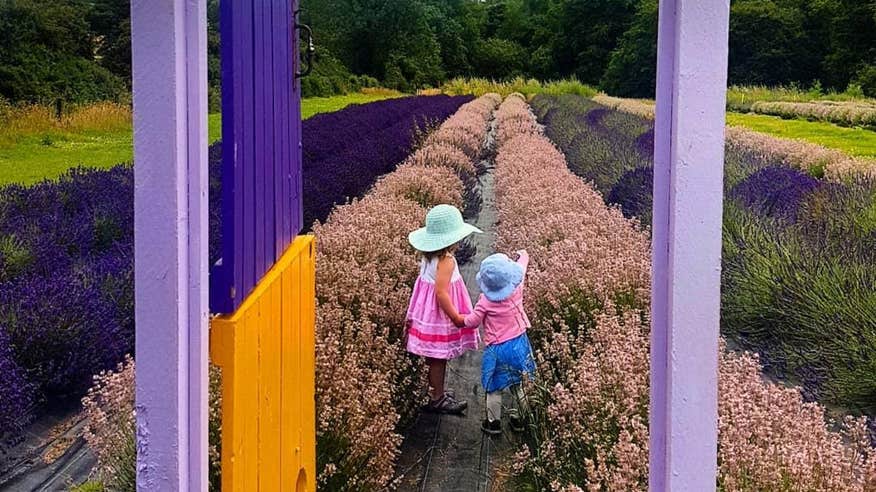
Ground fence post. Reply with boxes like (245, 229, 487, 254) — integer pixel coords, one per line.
(131, 0, 209, 490)
(650, 0, 730, 489)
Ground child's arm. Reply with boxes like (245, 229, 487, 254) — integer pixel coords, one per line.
(435, 255, 466, 326)
(516, 249, 530, 279)
(463, 299, 487, 328)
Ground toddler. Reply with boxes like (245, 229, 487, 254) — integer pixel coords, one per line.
(457, 250, 535, 434)
(406, 204, 481, 414)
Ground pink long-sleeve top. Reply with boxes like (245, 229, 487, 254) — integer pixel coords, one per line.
(463, 251, 531, 346)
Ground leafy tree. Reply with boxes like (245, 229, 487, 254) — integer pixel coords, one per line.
(544, 0, 639, 84)
(471, 38, 527, 79)
(601, 0, 657, 97)
(90, 0, 131, 83)
(4, 0, 876, 102)
(207, 0, 220, 111)
(0, 0, 125, 103)
(818, 0, 876, 89)
(728, 0, 811, 86)
(303, 0, 443, 90)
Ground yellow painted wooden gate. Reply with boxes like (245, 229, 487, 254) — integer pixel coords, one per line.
(210, 235, 316, 491)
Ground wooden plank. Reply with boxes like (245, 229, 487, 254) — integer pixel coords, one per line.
(263, 0, 276, 275)
(292, 254, 304, 471)
(131, 0, 208, 488)
(244, 302, 261, 490)
(265, 0, 277, 266)
(283, 0, 294, 244)
(264, 273, 284, 491)
(274, 0, 287, 257)
(214, 0, 303, 314)
(216, 319, 242, 490)
(217, 0, 240, 314)
(301, 238, 316, 490)
(241, 0, 255, 308)
(650, 0, 730, 489)
(279, 259, 296, 490)
(253, 0, 267, 280)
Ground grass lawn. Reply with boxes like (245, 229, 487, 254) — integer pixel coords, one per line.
(0, 91, 402, 186)
(726, 112, 876, 159)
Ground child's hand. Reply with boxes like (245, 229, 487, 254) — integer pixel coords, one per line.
(452, 314, 466, 328)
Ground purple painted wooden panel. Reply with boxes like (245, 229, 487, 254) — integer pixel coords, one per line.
(211, 0, 303, 314)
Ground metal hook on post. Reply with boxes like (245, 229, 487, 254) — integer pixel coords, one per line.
(294, 8, 314, 79)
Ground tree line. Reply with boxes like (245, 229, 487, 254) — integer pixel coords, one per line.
(2, 0, 875, 105)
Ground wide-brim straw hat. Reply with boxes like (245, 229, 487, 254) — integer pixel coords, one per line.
(476, 253, 524, 302)
(408, 204, 482, 252)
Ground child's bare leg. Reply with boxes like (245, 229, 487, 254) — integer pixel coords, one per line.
(426, 357, 446, 401)
(486, 391, 503, 422)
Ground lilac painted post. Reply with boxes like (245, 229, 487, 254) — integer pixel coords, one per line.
(650, 0, 730, 489)
(131, 0, 209, 490)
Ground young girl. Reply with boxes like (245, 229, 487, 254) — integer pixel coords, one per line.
(406, 204, 482, 414)
(457, 250, 535, 434)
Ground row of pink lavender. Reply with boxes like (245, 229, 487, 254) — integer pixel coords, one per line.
(750, 100, 876, 128)
(311, 93, 500, 490)
(492, 94, 876, 491)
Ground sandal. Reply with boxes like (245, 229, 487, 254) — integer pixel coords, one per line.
(423, 394, 468, 415)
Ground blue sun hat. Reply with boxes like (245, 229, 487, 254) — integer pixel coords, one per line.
(408, 204, 482, 252)
(476, 253, 524, 302)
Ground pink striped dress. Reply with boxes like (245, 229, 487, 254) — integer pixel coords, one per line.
(406, 255, 480, 359)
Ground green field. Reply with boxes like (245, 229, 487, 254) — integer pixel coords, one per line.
(727, 112, 876, 159)
(0, 91, 401, 186)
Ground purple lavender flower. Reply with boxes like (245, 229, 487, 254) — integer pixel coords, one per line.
(0, 268, 129, 399)
(584, 108, 610, 129)
(635, 128, 654, 159)
(608, 166, 654, 224)
(0, 328, 34, 445)
(730, 166, 821, 222)
(300, 95, 471, 228)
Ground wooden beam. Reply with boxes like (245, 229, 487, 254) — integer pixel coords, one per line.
(131, 0, 209, 489)
(650, 0, 730, 489)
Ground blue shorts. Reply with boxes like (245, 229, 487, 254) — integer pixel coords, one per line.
(481, 333, 536, 393)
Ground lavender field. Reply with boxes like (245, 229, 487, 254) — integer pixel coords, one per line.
(3, 91, 876, 491)
(533, 93, 876, 414)
(0, 95, 469, 456)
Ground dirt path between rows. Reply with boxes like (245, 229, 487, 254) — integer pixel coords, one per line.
(395, 116, 521, 492)
(0, 404, 95, 491)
